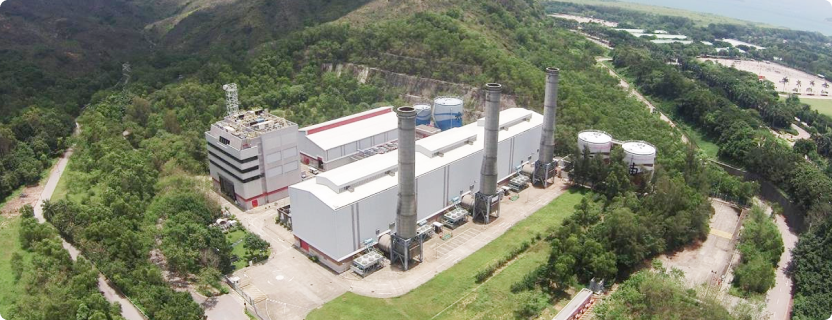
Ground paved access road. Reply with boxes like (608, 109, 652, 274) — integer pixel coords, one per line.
(766, 213, 798, 320)
(32, 128, 146, 320)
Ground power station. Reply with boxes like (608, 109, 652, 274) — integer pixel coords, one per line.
(205, 68, 657, 274)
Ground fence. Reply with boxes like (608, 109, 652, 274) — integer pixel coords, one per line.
(225, 276, 265, 320)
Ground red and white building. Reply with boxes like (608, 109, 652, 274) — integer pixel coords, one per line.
(297, 106, 399, 171)
(205, 109, 301, 210)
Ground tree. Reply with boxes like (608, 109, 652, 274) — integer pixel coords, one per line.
(733, 253, 775, 293)
(793, 138, 816, 156)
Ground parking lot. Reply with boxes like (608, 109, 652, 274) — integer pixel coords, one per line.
(698, 58, 830, 97)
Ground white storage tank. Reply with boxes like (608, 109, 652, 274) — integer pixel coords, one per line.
(577, 130, 613, 156)
(433, 97, 464, 131)
(622, 141, 656, 174)
(414, 104, 432, 126)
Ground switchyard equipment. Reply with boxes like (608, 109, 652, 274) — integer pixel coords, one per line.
(433, 97, 464, 131)
(290, 107, 542, 273)
(298, 107, 399, 171)
(390, 106, 423, 271)
(414, 104, 432, 126)
(577, 130, 613, 157)
(205, 104, 301, 210)
(531, 68, 560, 188)
(472, 83, 503, 224)
(622, 141, 656, 175)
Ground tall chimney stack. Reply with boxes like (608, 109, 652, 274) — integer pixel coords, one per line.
(532, 68, 559, 187)
(539, 67, 559, 165)
(472, 83, 503, 224)
(480, 83, 502, 195)
(395, 106, 418, 239)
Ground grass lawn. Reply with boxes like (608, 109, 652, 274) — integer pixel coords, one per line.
(0, 216, 30, 316)
(548, 0, 775, 27)
(799, 98, 832, 118)
(227, 229, 249, 271)
(307, 188, 588, 320)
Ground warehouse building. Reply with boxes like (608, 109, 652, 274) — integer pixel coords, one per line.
(297, 106, 400, 171)
(290, 108, 543, 272)
(205, 109, 301, 210)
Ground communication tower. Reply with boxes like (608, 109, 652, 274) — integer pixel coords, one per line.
(223, 83, 240, 116)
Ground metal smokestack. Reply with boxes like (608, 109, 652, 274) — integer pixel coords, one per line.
(539, 67, 559, 164)
(480, 83, 502, 195)
(395, 106, 418, 239)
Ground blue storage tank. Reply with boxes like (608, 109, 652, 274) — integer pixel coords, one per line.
(414, 104, 432, 125)
(433, 97, 463, 131)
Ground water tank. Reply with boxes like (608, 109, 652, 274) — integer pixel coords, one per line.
(577, 130, 613, 155)
(433, 97, 464, 131)
(414, 104, 432, 126)
(622, 141, 656, 174)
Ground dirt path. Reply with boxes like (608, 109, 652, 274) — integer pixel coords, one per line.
(596, 58, 690, 144)
(28, 125, 147, 320)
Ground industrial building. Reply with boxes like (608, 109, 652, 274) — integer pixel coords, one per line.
(297, 106, 399, 171)
(205, 108, 301, 210)
(290, 107, 544, 272)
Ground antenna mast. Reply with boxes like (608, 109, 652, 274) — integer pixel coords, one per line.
(222, 83, 240, 116)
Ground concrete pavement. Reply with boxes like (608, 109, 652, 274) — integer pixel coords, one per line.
(766, 213, 798, 320)
(216, 178, 571, 319)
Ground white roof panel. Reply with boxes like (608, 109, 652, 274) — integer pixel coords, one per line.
(291, 108, 544, 209)
(300, 107, 398, 151)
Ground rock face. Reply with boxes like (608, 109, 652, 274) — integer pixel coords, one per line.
(322, 63, 520, 123)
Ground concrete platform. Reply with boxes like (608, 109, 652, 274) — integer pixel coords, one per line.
(217, 178, 570, 320)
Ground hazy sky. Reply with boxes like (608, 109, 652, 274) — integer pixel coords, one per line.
(622, 0, 832, 35)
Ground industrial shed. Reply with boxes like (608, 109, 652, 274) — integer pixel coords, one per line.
(290, 108, 543, 272)
(297, 106, 399, 171)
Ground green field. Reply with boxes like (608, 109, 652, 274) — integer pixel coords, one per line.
(800, 98, 832, 118)
(307, 188, 588, 320)
(226, 229, 249, 271)
(548, 0, 774, 27)
(0, 216, 30, 316)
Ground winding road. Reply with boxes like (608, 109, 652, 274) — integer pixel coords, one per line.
(32, 126, 146, 320)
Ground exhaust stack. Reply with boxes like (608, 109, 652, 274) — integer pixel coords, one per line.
(480, 83, 501, 195)
(395, 106, 418, 239)
(533, 68, 559, 187)
(473, 83, 503, 224)
(390, 106, 422, 271)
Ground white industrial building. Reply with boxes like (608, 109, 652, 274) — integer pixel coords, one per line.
(297, 106, 399, 171)
(205, 109, 301, 210)
(290, 108, 543, 272)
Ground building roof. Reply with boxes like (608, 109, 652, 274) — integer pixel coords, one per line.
(552, 289, 593, 320)
(622, 141, 656, 155)
(291, 108, 543, 209)
(299, 107, 397, 151)
(214, 109, 296, 140)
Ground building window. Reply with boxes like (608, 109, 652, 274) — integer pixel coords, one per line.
(219, 136, 230, 145)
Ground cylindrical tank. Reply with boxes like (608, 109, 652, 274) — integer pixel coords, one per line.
(577, 130, 613, 155)
(414, 104, 432, 126)
(395, 106, 418, 239)
(433, 97, 464, 131)
(622, 141, 656, 173)
(480, 84, 501, 196)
